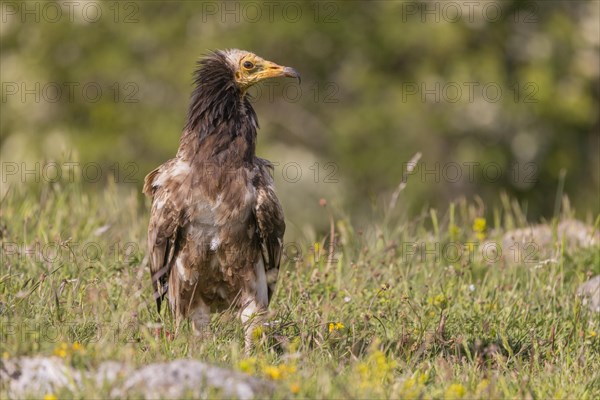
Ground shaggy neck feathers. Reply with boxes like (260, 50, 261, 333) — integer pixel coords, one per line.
(181, 52, 258, 163)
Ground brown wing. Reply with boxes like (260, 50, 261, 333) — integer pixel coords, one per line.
(143, 159, 189, 312)
(253, 158, 285, 303)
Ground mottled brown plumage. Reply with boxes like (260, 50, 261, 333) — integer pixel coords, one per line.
(143, 50, 299, 349)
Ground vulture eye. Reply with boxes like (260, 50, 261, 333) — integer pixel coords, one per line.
(242, 61, 254, 70)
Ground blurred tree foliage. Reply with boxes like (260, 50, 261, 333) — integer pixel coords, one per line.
(1, 1, 598, 229)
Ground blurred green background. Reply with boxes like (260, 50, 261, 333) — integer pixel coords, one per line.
(1, 0, 598, 234)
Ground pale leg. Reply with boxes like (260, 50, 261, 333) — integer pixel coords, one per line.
(190, 300, 211, 337)
(240, 299, 266, 354)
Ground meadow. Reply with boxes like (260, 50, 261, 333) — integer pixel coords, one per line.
(2, 1, 599, 398)
(1, 179, 598, 399)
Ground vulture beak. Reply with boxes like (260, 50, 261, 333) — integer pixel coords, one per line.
(261, 61, 301, 84)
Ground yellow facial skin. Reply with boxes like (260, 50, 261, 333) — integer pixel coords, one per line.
(234, 54, 300, 89)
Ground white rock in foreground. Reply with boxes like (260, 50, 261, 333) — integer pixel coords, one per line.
(113, 359, 272, 399)
(577, 275, 600, 313)
(0, 357, 273, 399)
(0, 356, 82, 395)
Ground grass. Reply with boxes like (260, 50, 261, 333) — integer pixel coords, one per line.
(1, 179, 599, 399)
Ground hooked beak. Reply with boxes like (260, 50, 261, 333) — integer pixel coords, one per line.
(282, 66, 301, 84)
(260, 61, 301, 84)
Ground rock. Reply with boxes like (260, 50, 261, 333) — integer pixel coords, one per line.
(501, 219, 599, 264)
(113, 359, 273, 399)
(577, 275, 600, 313)
(0, 357, 274, 399)
(94, 360, 133, 387)
(0, 356, 82, 395)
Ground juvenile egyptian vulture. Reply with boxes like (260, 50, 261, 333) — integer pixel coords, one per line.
(143, 49, 299, 349)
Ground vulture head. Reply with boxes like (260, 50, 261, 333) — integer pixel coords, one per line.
(221, 49, 301, 90)
(186, 49, 300, 133)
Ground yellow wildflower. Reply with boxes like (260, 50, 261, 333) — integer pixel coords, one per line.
(476, 379, 490, 394)
(445, 383, 467, 399)
(427, 294, 447, 308)
(357, 347, 397, 388)
(43, 394, 57, 400)
(53, 342, 68, 358)
(374, 351, 387, 368)
(2, 352, 9, 359)
(472, 218, 487, 241)
(403, 376, 416, 390)
(288, 337, 301, 352)
(329, 322, 345, 333)
(398, 372, 428, 399)
(289, 382, 301, 394)
(399, 378, 419, 399)
(72, 342, 83, 352)
(279, 364, 297, 375)
(53, 348, 67, 358)
(449, 224, 461, 239)
(252, 326, 264, 342)
(263, 365, 281, 380)
(238, 357, 257, 374)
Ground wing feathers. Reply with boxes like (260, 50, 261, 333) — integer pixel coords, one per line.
(144, 159, 186, 312)
(254, 159, 285, 303)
